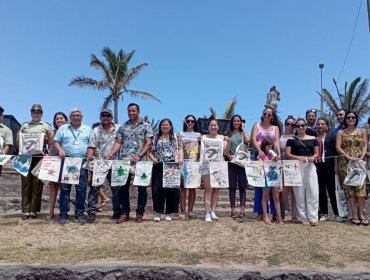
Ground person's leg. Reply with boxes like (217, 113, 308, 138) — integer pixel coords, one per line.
(151, 164, 164, 214)
(348, 196, 358, 221)
(59, 183, 72, 219)
(121, 174, 132, 217)
(293, 185, 307, 223)
(237, 165, 247, 216)
(289, 187, 298, 221)
(188, 188, 196, 214)
(262, 189, 271, 224)
(179, 181, 187, 215)
(253, 188, 263, 220)
(74, 167, 87, 219)
(203, 175, 212, 214)
(306, 163, 319, 223)
(110, 186, 122, 219)
(210, 188, 220, 213)
(272, 188, 283, 223)
(357, 197, 367, 223)
(326, 172, 339, 216)
(21, 170, 32, 215)
(30, 173, 43, 215)
(281, 186, 289, 219)
(48, 182, 59, 219)
(165, 187, 179, 215)
(87, 185, 101, 215)
(228, 163, 237, 216)
(316, 163, 328, 217)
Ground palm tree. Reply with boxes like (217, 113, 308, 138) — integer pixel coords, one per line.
(321, 77, 370, 124)
(69, 47, 161, 123)
(208, 96, 238, 119)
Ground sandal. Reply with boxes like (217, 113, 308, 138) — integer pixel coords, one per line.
(239, 212, 246, 218)
(360, 219, 369, 226)
(351, 218, 361, 226)
(231, 211, 238, 219)
(292, 217, 299, 223)
(263, 218, 272, 225)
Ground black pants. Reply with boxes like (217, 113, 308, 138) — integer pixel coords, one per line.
(316, 162, 339, 216)
(228, 163, 247, 208)
(151, 163, 179, 214)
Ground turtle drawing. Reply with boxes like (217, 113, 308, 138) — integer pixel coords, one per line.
(267, 166, 278, 181)
(66, 165, 79, 174)
(117, 166, 126, 177)
(206, 148, 219, 159)
(140, 173, 148, 181)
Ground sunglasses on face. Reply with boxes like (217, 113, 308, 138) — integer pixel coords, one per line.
(306, 109, 316, 114)
(296, 124, 306, 128)
(263, 113, 272, 117)
(346, 116, 356, 120)
(285, 123, 295, 127)
(186, 120, 195, 124)
(100, 114, 112, 118)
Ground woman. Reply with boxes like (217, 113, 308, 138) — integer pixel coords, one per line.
(336, 111, 368, 226)
(201, 116, 231, 222)
(315, 118, 341, 222)
(251, 106, 281, 220)
(367, 117, 370, 169)
(280, 115, 298, 222)
(225, 114, 250, 218)
(148, 118, 183, 222)
(286, 118, 319, 226)
(178, 114, 201, 219)
(47, 112, 68, 220)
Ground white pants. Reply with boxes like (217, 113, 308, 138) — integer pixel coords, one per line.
(293, 162, 319, 222)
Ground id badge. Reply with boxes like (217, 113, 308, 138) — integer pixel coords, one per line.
(73, 140, 80, 145)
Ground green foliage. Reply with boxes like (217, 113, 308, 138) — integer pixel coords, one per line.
(208, 96, 238, 119)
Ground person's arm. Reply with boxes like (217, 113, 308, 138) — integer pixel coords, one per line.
(241, 123, 250, 144)
(251, 123, 264, 160)
(53, 141, 66, 158)
(273, 126, 281, 160)
(131, 136, 153, 164)
(87, 147, 95, 161)
(3, 145, 10, 155)
(310, 145, 319, 162)
(106, 138, 122, 160)
(223, 135, 231, 156)
(178, 146, 184, 164)
(360, 129, 367, 160)
(336, 131, 356, 161)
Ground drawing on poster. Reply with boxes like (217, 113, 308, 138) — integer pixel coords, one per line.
(92, 159, 112, 186)
(264, 161, 282, 188)
(38, 156, 62, 182)
(19, 133, 45, 155)
(179, 132, 200, 161)
(201, 138, 223, 162)
(0, 155, 12, 166)
(133, 161, 153, 186)
(163, 162, 181, 188)
(61, 157, 83, 184)
(244, 161, 265, 187)
(111, 160, 131, 186)
(12, 155, 32, 177)
(231, 143, 252, 167)
(183, 162, 201, 188)
(282, 160, 302, 187)
(209, 162, 229, 188)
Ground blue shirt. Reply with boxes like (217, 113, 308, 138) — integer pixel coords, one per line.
(331, 125, 344, 138)
(54, 124, 92, 158)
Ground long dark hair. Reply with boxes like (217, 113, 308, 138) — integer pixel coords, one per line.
(227, 114, 243, 136)
(294, 118, 307, 135)
(182, 114, 199, 132)
(157, 118, 175, 142)
(53, 112, 68, 130)
(343, 111, 359, 128)
(260, 138, 273, 153)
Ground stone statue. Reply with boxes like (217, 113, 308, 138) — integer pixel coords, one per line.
(265, 86, 280, 112)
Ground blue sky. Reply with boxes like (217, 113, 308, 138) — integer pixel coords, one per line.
(1, 1, 369, 132)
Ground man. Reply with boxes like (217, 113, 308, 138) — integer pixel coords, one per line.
(305, 109, 317, 137)
(0, 106, 13, 177)
(18, 104, 51, 219)
(86, 108, 119, 223)
(331, 108, 346, 137)
(54, 108, 92, 225)
(107, 103, 153, 223)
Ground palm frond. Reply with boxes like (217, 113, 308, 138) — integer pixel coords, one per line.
(69, 76, 108, 90)
(352, 78, 368, 110)
(321, 89, 340, 113)
(223, 96, 238, 119)
(209, 107, 217, 118)
(119, 63, 148, 88)
(123, 90, 162, 103)
(90, 54, 112, 84)
(102, 93, 114, 108)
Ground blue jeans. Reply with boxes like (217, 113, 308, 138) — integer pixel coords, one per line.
(59, 164, 87, 219)
(111, 173, 147, 217)
(253, 187, 276, 215)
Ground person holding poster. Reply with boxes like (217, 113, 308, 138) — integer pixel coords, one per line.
(201, 116, 231, 222)
(53, 108, 91, 225)
(46, 112, 68, 221)
(336, 111, 368, 226)
(148, 118, 183, 222)
(250, 106, 281, 221)
(286, 118, 319, 226)
(86, 108, 119, 223)
(178, 114, 201, 219)
(107, 103, 153, 224)
(225, 114, 249, 219)
(0, 106, 13, 178)
(18, 104, 51, 220)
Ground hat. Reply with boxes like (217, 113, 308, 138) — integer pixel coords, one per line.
(70, 108, 82, 116)
(31, 104, 43, 112)
(0, 106, 4, 113)
(100, 108, 113, 117)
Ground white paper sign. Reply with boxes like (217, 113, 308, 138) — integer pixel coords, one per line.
(282, 160, 302, 187)
(19, 133, 45, 155)
(201, 138, 223, 162)
(38, 156, 62, 182)
(12, 155, 32, 177)
(111, 160, 131, 186)
(264, 161, 282, 188)
(209, 162, 229, 188)
(92, 159, 112, 186)
(245, 161, 265, 187)
(61, 157, 83, 184)
(231, 143, 252, 167)
(183, 162, 201, 188)
(0, 155, 12, 166)
(163, 162, 181, 188)
(133, 161, 153, 186)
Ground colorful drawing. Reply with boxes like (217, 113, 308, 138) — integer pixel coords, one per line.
(179, 132, 200, 161)
(133, 161, 153, 186)
(61, 157, 83, 184)
(183, 162, 201, 188)
(244, 161, 265, 187)
(231, 143, 252, 167)
(200, 138, 223, 162)
(282, 160, 302, 187)
(209, 162, 229, 188)
(38, 156, 62, 182)
(0, 155, 12, 166)
(111, 160, 131, 186)
(91, 159, 112, 186)
(12, 155, 32, 177)
(18, 133, 45, 155)
(264, 161, 282, 188)
(163, 162, 181, 188)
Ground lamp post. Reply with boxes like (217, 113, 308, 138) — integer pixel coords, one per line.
(319, 64, 324, 117)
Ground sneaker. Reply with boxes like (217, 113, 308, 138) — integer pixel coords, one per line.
(135, 214, 144, 223)
(210, 212, 219, 220)
(74, 216, 86, 225)
(335, 216, 346, 222)
(165, 214, 172, 221)
(319, 214, 328, 221)
(87, 213, 96, 223)
(205, 212, 212, 222)
(153, 212, 161, 222)
(59, 217, 68, 225)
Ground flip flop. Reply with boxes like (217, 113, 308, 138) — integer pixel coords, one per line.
(351, 218, 361, 226)
(360, 219, 369, 226)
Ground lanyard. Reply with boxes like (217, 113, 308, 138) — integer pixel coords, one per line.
(69, 126, 81, 141)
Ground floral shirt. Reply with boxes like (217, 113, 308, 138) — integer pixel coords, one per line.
(88, 123, 120, 158)
(152, 135, 181, 162)
(116, 118, 153, 160)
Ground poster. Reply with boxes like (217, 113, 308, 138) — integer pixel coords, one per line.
(0, 155, 12, 166)
(12, 155, 32, 177)
(244, 161, 265, 187)
(344, 160, 367, 187)
(209, 162, 229, 188)
(60, 157, 83, 184)
(231, 143, 252, 167)
(200, 138, 223, 162)
(264, 161, 282, 188)
(111, 160, 131, 186)
(183, 162, 201, 188)
(179, 132, 200, 161)
(133, 161, 153, 186)
(163, 162, 181, 188)
(282, 160, 302, 187)
(38, 156, 62, 182)
(92, 159, 112, 186)
(19, 133, 45, 155)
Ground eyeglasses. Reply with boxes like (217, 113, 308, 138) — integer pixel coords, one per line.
(101, 114, 112, 118)
(186, 120, 195, 124)
(31, 110, 42, 114)
(306, 109, 316, 114)
(263, 113, 272, 117)
(346, 116, 356, 120)
(285, 123, 295, 127)
(296, 124, 306, 128)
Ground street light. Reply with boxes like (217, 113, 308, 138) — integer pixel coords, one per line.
(319, 64, 324, 117)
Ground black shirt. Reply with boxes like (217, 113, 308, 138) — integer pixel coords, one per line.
(286, 138, 318, 156)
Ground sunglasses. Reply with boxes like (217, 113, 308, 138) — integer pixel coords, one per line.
(101, 114, 112, 118)
(346, 116, 356, 120)
(31, 110, 43, 114)
(285, 123, 295, 127)
(263, 113, 272, 117)
(186, 120, 195, 124)
(296, 124, 306, 128)
(306, 109, 316, 114)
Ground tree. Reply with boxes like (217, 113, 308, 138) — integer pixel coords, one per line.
(69, 47, 161, 123)
(208, 96, 238, 119)
(321, 77, 370, 124)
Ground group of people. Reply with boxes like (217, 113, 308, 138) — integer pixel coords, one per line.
(0, 103, 369, 226)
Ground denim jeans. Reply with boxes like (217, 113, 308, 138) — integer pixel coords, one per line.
(87, 171, 111, 215)
(111, 173, 147, 217)
(59, 163, 87, 219)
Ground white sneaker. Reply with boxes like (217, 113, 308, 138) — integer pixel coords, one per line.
(211, 212, 219, 220)
(319, 214, 328, 221)
(153, 213, 161, 222)
(335, 216, 345, 222)
(165, 214, 172, 221)
(205, 212, 212, 222)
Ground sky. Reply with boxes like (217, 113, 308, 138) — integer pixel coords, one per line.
(1, 0, 369, 132)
